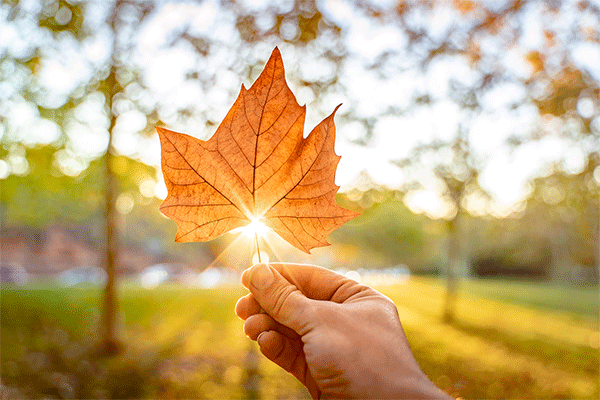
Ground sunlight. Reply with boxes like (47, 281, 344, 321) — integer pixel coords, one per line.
(240, 217, 270, 238)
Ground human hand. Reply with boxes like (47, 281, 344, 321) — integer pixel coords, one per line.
(235, 263, 452, 399)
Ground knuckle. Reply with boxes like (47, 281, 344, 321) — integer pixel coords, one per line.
(379, 293, 398, 310)
(271, 283, 299, 316)
(312, 302, 336, 321)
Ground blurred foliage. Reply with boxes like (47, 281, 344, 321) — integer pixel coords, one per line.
(1, 149, 597, 279)
(520, 155, 599, 276)
(334, 190, 433, 269)
(331, 170, 598, 280)
(531, 66, 599, 138)
(0, 145, 144, 228)
(0, 144, 104, 228)
(37, 0, 85, 37)
(464, 153, 599, 280)
(0, 145, 210, 266)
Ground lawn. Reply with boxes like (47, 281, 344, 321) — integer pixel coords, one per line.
(1, 277, 598, 399)
(376, 277, 599, 399)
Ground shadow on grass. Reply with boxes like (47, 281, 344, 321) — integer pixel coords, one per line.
(449, 319, 599, 376)
(1, 317, 255, 399)
(415, 352, 545, 400)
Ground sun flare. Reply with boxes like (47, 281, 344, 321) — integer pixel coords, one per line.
(241, 217, 270, 238)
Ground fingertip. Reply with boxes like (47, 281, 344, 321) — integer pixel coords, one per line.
(243, 314, 275, 340)
(256, 330, 282, 354)
(234, 296, 247, 320)
(235, 293, 261, 320)
(248, 263, 274, 290)
(243, 317, 256, 339)
(241, 263, 266, 289)
(241, 268, 250, 289)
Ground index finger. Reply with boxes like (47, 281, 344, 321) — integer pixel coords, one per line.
(242, 263, 373, 303)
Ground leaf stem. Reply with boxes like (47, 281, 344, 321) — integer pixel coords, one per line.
(255, 232, 262, 263)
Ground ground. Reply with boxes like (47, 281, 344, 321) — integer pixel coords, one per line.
(1, 276, 598, 399)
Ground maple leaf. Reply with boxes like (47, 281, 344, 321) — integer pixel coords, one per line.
(156, 47, 358, 253)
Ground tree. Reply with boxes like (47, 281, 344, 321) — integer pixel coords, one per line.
(2, 0, 157, 353)
(394, 126, 488, 322)
(521, 155, 599, 282)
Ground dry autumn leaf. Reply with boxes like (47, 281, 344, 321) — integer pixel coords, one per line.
(156, 47, 359, 253)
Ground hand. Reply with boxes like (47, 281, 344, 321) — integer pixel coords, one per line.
(235, 263, 452, 399)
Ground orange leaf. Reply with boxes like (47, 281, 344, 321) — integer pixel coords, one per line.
(157, 47, 359, 253)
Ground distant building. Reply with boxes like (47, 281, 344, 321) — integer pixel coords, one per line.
(0, 226, 158, 276)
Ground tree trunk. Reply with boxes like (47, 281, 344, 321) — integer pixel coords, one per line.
(594, 190, 600, 282)
(549, 227, 570, 282)
(96, 0, 127, 356)
(443, 216, 460, 323)
(99, 65, 122, 355)
(243, 344, 261, 399)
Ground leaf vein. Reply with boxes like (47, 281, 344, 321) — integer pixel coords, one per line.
(163, 133, 242, 213)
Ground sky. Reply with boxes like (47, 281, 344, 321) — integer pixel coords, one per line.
(1, 0, 598, 219)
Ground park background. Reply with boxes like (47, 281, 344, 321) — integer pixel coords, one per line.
(1, 0, 598, 398)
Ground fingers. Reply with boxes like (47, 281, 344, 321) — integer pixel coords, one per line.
(244, 313, 299, 341)
(243, 263, 373, 303)
(256, 330, 320, 399)
(236, 285, 318, 397)
(241, 263, 314, 334)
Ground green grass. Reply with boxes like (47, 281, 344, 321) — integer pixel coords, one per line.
(431, 277, 598, 317)
(1, 283, 305, 399)
(1, 278, 598, 399)
(376, 277, 599, 399)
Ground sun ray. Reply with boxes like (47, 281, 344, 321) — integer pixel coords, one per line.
(151, 233, 254, 316)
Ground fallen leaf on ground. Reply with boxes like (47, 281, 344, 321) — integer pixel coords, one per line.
(157, 47, 358, 253)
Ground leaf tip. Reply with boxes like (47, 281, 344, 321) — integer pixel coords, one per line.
(269, 46, 283, 65)
(155, 126, 176, 141)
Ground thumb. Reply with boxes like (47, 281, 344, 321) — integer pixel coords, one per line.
(242, 263, 313, 335)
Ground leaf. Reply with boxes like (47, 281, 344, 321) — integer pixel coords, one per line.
(156, 47, 359, 253)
